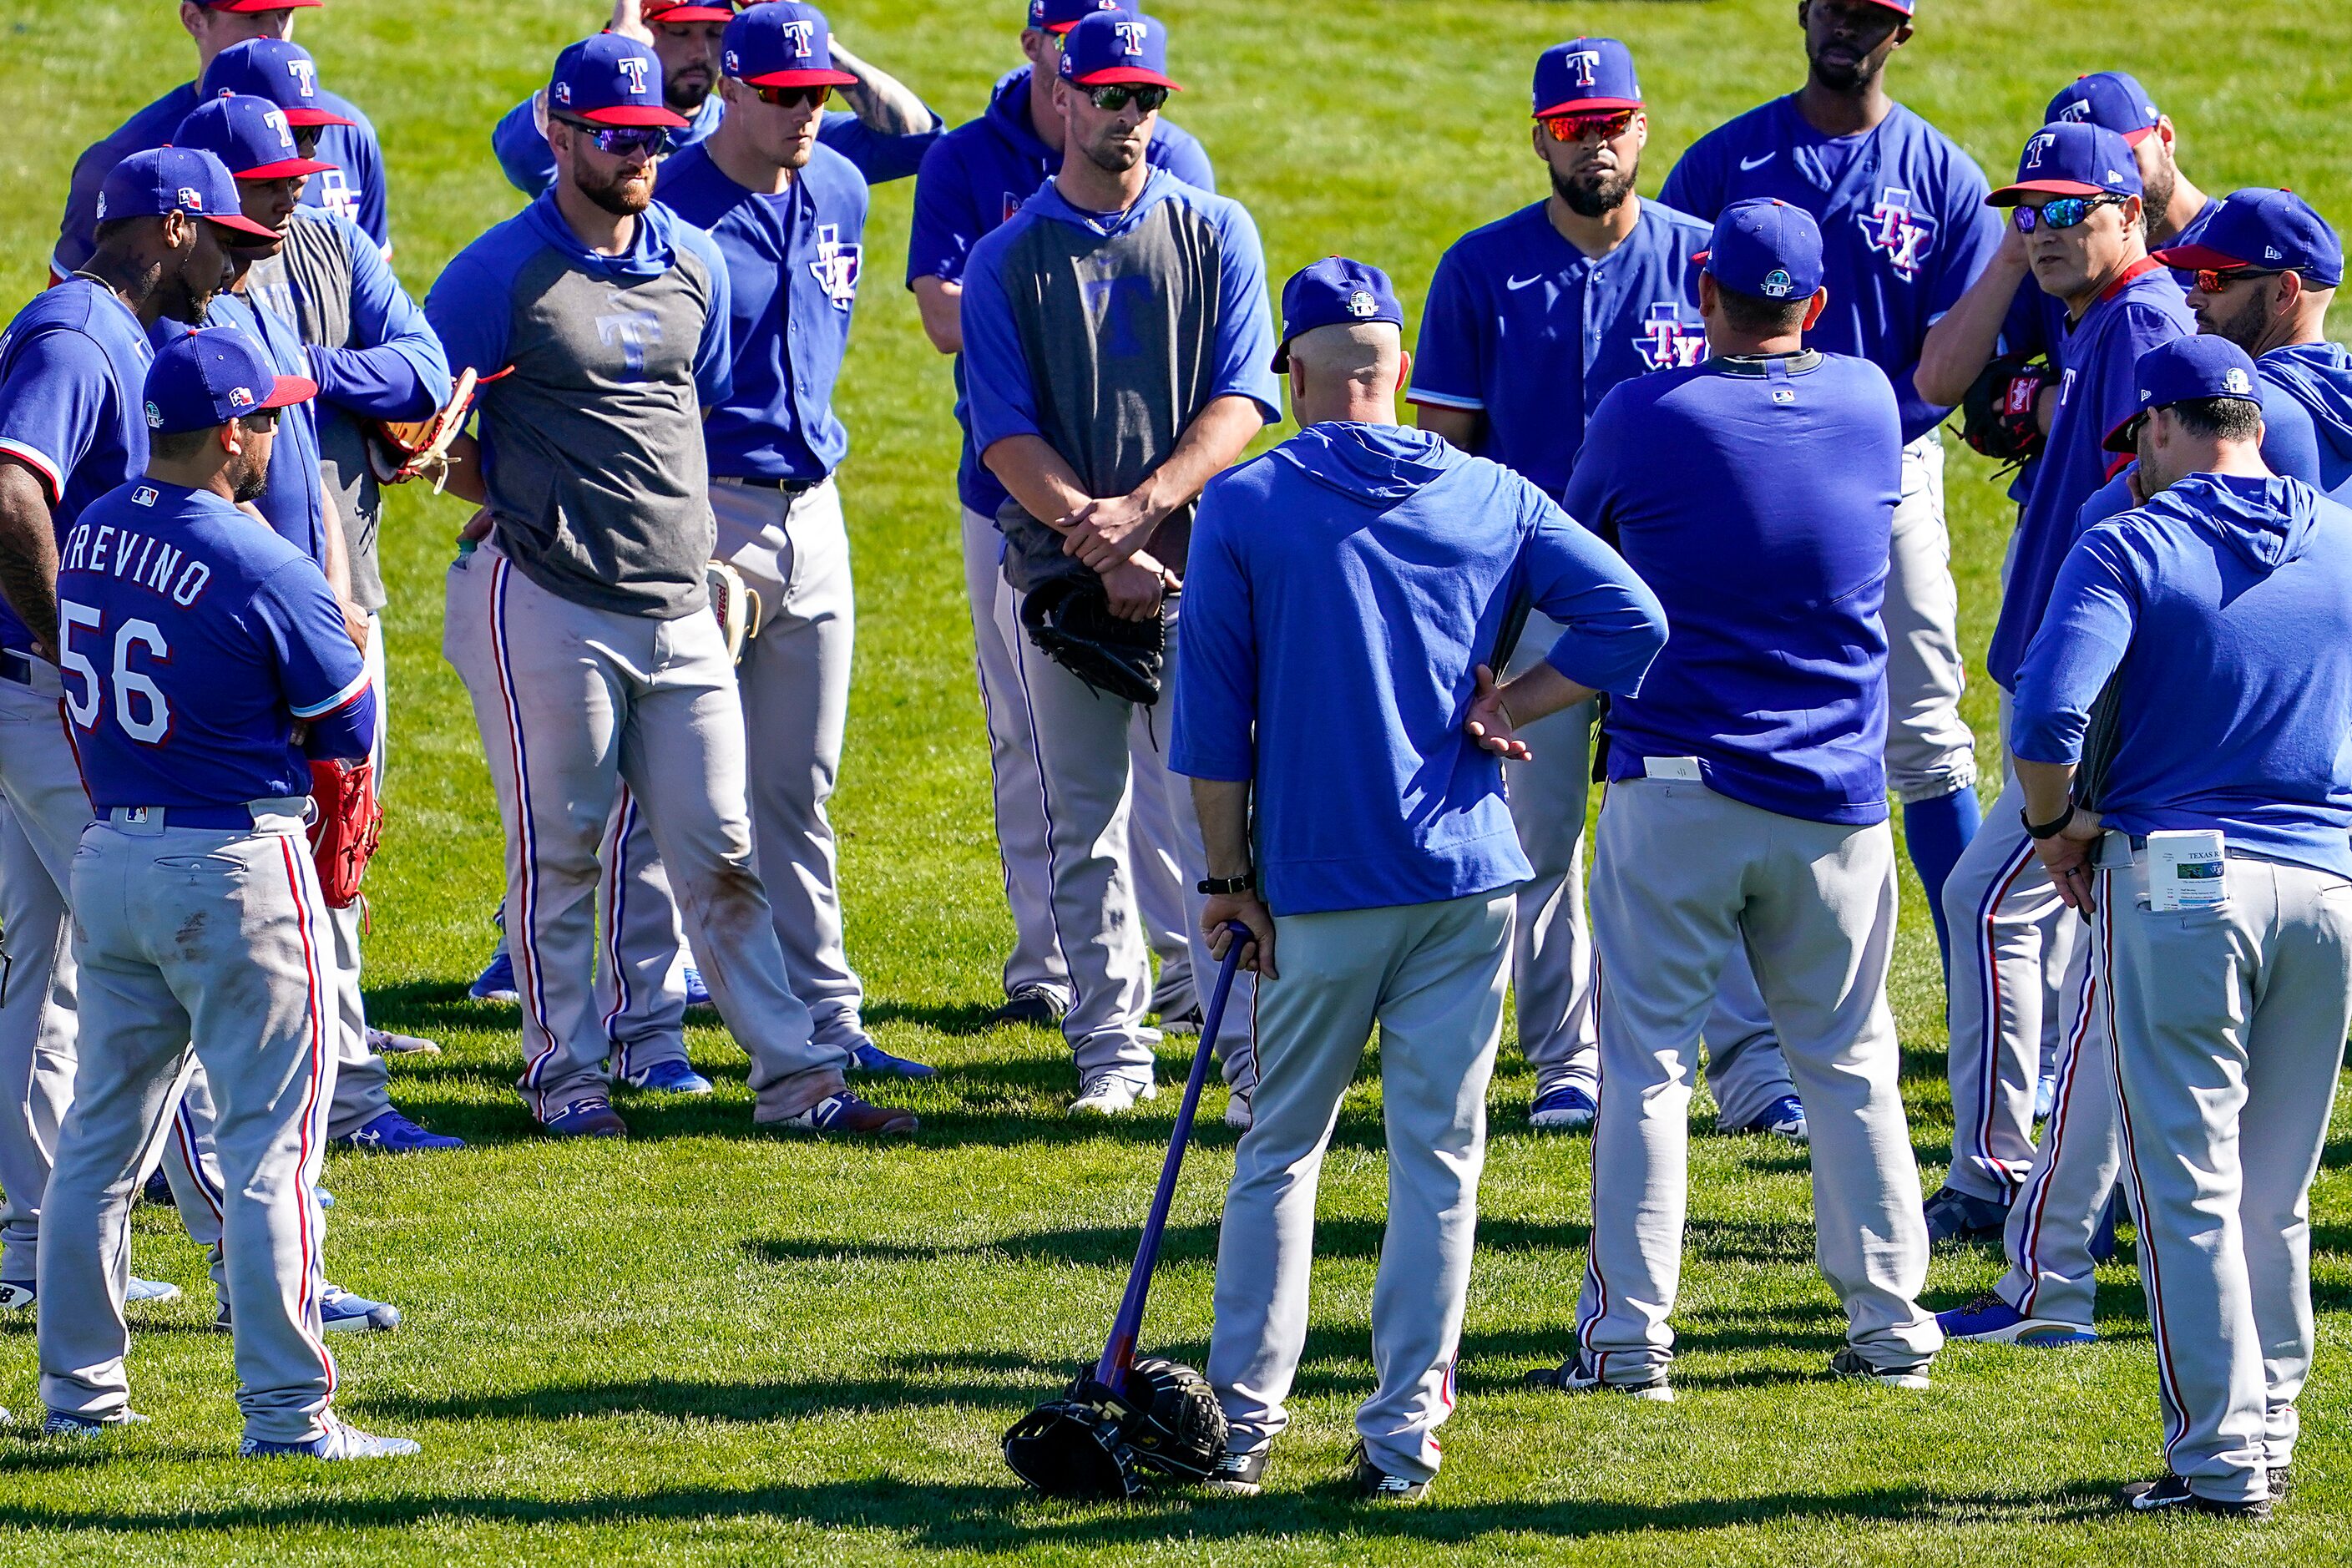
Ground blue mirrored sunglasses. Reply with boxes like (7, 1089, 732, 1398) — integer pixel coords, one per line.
(552, 117, 675, 158)
(2012, 194, 2126, 234)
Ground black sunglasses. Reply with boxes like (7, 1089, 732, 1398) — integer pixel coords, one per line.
(753, 83, 832, 110)
(1085, 83, 1169, 113)
(551, 115, 675, 158)
(2011, 194, 2127, 234)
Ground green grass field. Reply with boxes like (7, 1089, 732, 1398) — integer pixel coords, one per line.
(6, 0, 2352, 1560)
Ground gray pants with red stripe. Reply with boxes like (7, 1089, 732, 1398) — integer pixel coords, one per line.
(40, 810, 342, 1444)
(2103, 848, 2352, 1505)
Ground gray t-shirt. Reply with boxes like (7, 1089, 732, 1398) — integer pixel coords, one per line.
(248, 214, 375, 608)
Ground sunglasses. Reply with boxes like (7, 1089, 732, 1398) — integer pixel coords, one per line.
(292, 126, 323, 159)
(1542, 109, 1638, 144)
(2193, 266, 2283, 295)
(2011, 194, 2126, 234)
(551, 116, 675, 158)
(753, 83, 832, 110)
(1085, 83, 1169, 113)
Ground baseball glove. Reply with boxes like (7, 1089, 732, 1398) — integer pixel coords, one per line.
(1960, 352, 2056, 465)
(367, 367, 478, 493)
(706, 559, 763, 665)
(1116, 1357, 1227, 1484)
(308, 757, 382, 910)
(1019, 574, 1163, 706)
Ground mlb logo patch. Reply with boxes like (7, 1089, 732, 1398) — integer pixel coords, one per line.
(1346, 289, 1377, 318)
(95, 194, 108, 220)
(133, 485, 159, 507)
(2223, 367, 2253, 394)
(227, 386, 255, 409)
(1761, 267, 1794, 299)
(144, 401, 163, 427)
(1771, 388, 1796, 405)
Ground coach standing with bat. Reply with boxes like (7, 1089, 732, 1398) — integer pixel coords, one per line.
(1176, 260, 1666, 1502)
(961, 9, 1277, 1117)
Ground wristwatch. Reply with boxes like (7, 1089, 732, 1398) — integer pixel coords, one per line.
(1197, 872, 1255, 896)
(2021, 804, 2076, 841)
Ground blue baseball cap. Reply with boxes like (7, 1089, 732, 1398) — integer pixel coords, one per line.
(2154, 188, 2345, 288)
(174, 94, 336, 182)
(1058, 9, 1178, 90)
(723, 3, 858, 87)
(200, 39, 354, 129)
(548, 34, 687, 128)
(1029, 0, 1122, 35)
(1272, 257, 1403, 372)
(143, 328, 316, 438)
(2044, 71, 2161, 146)
(1532, 38, 1641, 118)
(94, 147, 278, 240)
(1990, 122, 2142, 205)
(2105, 336, 2263, 452)
(1696, 198, 1825, 301)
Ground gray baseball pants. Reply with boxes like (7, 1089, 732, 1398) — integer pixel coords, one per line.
(444, 543, 845, 1121)
(1574, 777, 1939, 1384)
(1993, 896, 2111, 1328)
(2103, 848, 2352, 1505)
(994, 579, 1255, 1092)
(41, 808, 341, 1444)
(1209, 888, 1511, 1482)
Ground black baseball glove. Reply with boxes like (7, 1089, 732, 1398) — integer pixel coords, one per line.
(1019, 574, 1164, 706)
(1960, 352, 2056, 465)
(1116, 1356, 1228, 1483)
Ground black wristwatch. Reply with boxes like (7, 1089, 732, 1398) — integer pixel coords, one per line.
(1197, 872, 1255, 896)
(2021, 804, 2076, 842)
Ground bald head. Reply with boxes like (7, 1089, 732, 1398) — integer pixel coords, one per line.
(1287, 321, 1409, 427)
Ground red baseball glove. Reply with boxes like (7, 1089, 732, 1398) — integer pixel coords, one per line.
(308, 757, 383, 909)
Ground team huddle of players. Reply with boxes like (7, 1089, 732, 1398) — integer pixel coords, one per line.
(0, 0, 2345, 1517)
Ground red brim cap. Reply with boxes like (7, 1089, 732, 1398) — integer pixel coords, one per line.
(205, 210, 283, 240)
(204, 0, 323, 11)
(2119, 125, 2158, 147)
(2102, 412, 2145, 454)
(260, 372, 319, 410)
(577, 104, 693, 128)
(2150, 240, 2249, 271)
(645, 3, 736, 18)
(1070, 67, 1181, 89)
(1534, 97, 1642, 118)
(281, 107, 358, 129)
(743, 67, 861, 89)
(1987, 179, 2110, 206)
(235, 155, 339, 180)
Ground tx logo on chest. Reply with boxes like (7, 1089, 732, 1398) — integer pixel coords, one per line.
(808, 222, 862, 310)
(1860, 185, 1938, 281)
(1635, 301, 1706, 371)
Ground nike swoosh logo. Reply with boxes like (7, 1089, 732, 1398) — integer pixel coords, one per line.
(1505, 274, 1544, 291)
(1739, 151, 1778, 170)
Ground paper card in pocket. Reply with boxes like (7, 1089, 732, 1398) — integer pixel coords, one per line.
(2146, 829, 2227, 913)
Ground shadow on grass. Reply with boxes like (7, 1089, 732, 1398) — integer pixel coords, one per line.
(864, 999, 1014, 1037)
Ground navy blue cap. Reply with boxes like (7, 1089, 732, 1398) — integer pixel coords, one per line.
(174, 94, 336, 181)
(1532, 38, 1641, 118)
(1697, 198, 1825, 301)
(722, 3, 858, 87)
(199, 39, 354, 128)
(2044, 71, 2161, 146)
(94, 147, 278, 240)
(1990, 121, 2142, 205)
(1029, 0, 1123, 34)
(2155, 188, 2344, 289)
(1272, 257, 1403, 372)
(549, 34, 687, 127)
(2104, 336, 2263, 452)
(1058, 9, 1177, 89)
(144, 328, 316, 438)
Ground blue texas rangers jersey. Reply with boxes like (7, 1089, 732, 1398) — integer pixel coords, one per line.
(0, 279, 154, 654)
(156, 290, 331, 569)
(52, 83, 387, 281)
(907, 64, 1216, 519)
(1409, 197, 1712, 498)
(1661, 96, 2004, 443)
(492, 89, 937, 198)
(656, 139, 867, 483)
(57, 480, 372, 812)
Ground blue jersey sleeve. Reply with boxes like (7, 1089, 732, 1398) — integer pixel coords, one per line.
(251, 557, 371, 733)
(1166, 476, 1257, 781)
(423, 249, 515, 392)
(1152, 121, 1216, 193)
(2256, 382, 2325, 488)
(2087, 302, 2189, 478)
(492, 94, 558, 197)
(1406, 244, 1487, 412)
(306, 216, 451, 422)
(2011, 524, 2142, 766)
(341, 111, 392, 256)
(960, 237, 1043, 453)
(1205, 199, 1282, 423)
(1929, 169, 2002, 324)
(1521, 478, 1667, 695)
(905, 136, 981, 286)
(674, 222, 735, 407)
(0, 328, 114, 503)
(2000, 280, 2053, 360)
(1657, 134, 1727, 224)
(815, 109, 943, 187)
(1560, 393, 1621, 538)
(2071, 470, 2137, 546)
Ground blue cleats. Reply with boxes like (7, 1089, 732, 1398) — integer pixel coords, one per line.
(1528, 1084, 1597, 1133)
(335, 1110, 464, 1154)
(1728, 1093, 1809, 1144)
(683, 963, 712, 1009)
(240, 1415, 418, 1460)
(469, 948, 518, 1004)
(3, 1277, 179, 1310)
(1935, 1292, 2098, 1346)
(1922, 1184, 2011, 1243)
(622, 1059, 715, 1095)
(217, 1286, 399, 1334)
(850, 1039, 937, 1078)
(541, 1097, 628, 1139)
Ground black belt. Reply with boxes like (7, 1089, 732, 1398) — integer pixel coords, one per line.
(0, 650, 33, 687)
(731, 476, 818, 493)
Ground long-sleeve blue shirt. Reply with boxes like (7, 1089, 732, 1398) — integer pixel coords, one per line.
(1171, 422, 1666, 917)
(2013, 473, 2352, 879)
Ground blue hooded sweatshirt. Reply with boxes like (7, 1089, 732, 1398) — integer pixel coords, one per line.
(2013, 473, 2352, 879)
(2257, 341, 2352, 501)
(1172, 422, 1667, 916)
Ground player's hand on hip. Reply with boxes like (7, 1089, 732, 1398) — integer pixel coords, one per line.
(1100, 560, 1164, 621)
(341, 599, 372, 652)
(1061, 493, 1159, 569)
(460, 508, 494, 544)
(1465, 665, 1532, 760)
(2031, 809, 2104, 918)
(1203, 893, 1277, 980)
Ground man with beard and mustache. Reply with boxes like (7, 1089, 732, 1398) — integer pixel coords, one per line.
(1662, 0, 2002, 994)
(36, 326, 417, 1459)
(429, 36, 913, 1141)
(0, 147, 265, 1326)
(491, 0, 938, 198)
(1409, 38, 1802, 1142)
